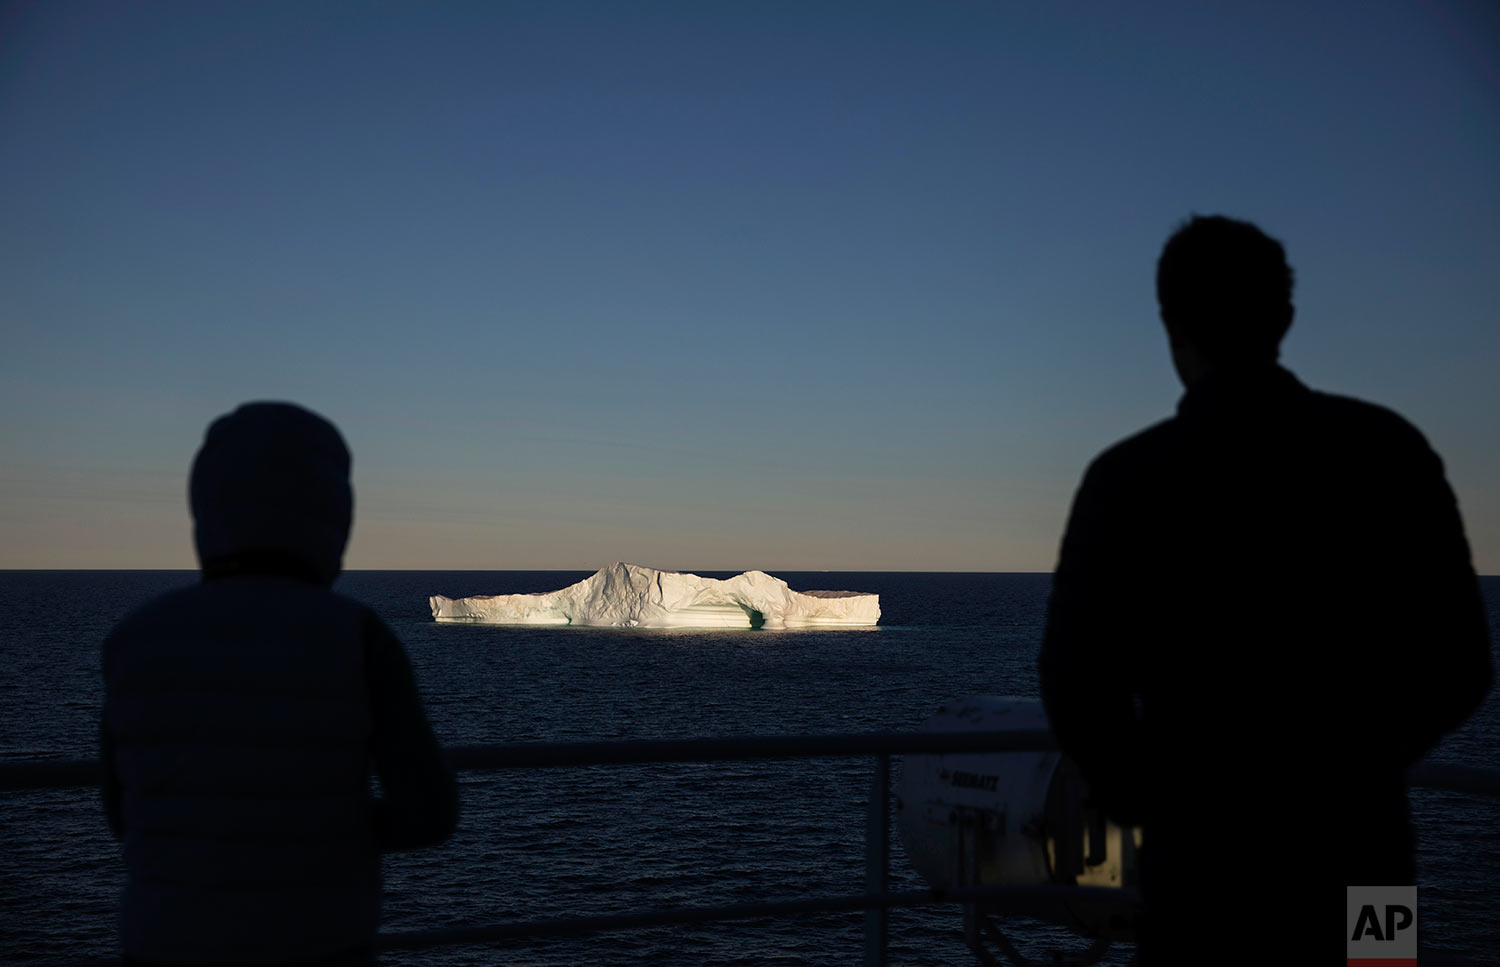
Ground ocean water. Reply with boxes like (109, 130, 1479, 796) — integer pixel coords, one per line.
(1, 570, 1496, 965)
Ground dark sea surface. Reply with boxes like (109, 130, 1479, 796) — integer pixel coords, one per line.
(2, 570, 1497, 965)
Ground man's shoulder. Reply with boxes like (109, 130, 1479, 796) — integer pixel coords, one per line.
(1091, 383, 1434, 461)
(1301, 386, 1428, 443)
(1085, 416, 1184, 479)
(106, 580, 374, 643)
(106, 583, 207, 637)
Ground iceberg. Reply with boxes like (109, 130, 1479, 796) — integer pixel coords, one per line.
(430, 562, 880, 629)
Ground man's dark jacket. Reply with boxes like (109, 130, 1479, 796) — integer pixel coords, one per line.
(1039, 365, 1491, 962)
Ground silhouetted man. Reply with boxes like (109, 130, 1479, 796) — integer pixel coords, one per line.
(102, 402, 458, 964)
(1038, 216, 1491, 964)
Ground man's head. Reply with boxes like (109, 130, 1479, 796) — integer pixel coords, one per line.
(1156, 215, 1295, 384)
(189, 402, 353, 584)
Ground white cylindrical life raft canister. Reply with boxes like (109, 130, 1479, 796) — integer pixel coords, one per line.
(895, 695, 1140, 939)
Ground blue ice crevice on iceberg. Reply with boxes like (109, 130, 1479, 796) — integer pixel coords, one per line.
(429, 562, 880, 629)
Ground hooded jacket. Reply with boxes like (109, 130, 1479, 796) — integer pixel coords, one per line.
(102, 402, 456, 963)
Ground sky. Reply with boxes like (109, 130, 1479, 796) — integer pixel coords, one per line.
(2, 1, 1497, 573)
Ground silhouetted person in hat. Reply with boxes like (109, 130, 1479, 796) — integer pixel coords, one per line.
(1038, 216, 1491, 964)
(101, 402, 458, 965)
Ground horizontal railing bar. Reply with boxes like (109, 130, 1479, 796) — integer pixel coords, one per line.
(443, 730, 1058, 771)
(2, 735, 1497, 796)
(1408, 762, 1500, 798)
(0, 731, 1057, 791)
(378, 884, 1141, 949)
(0, 758, 100, 791)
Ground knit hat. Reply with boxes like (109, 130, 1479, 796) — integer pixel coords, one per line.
(189, 402, 353, 583)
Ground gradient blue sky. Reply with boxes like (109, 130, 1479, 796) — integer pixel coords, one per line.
(3, 1, 1497, 572)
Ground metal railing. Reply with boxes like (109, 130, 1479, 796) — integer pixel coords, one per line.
(4, 732, 1499, 966)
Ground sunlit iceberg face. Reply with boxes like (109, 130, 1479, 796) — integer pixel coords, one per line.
(429, 562, 880, 629)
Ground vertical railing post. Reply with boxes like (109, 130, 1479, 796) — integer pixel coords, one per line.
(863, 752, 890, 967)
